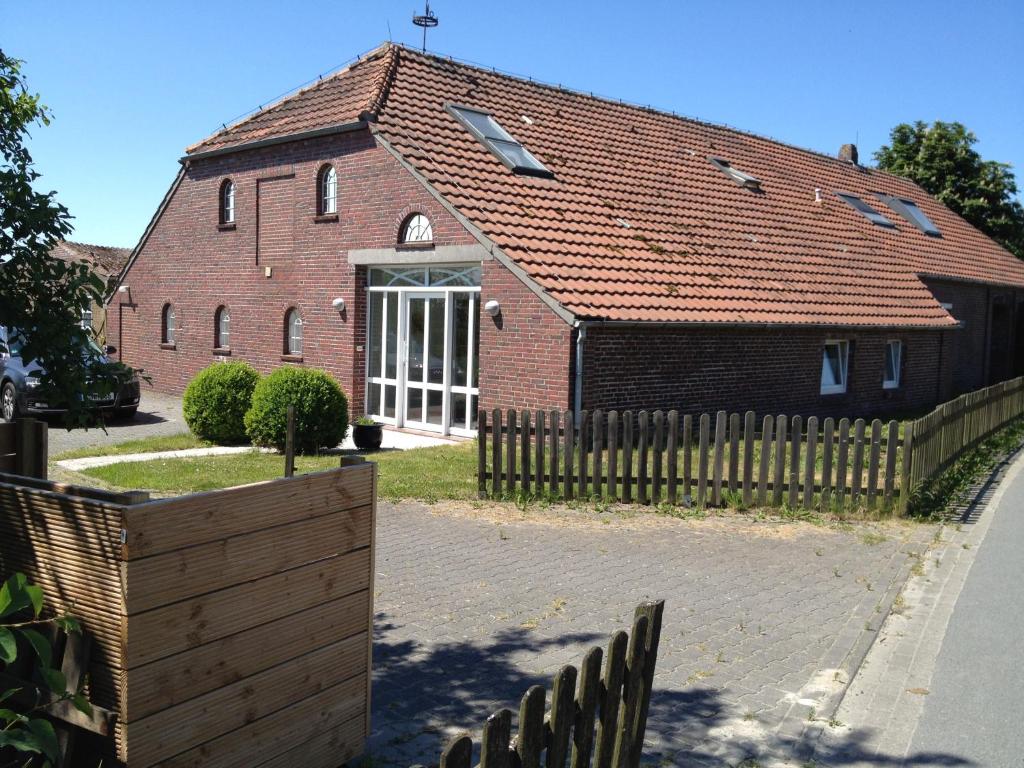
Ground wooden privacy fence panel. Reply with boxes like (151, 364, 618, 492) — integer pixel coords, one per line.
(904, 376, 1024, 502)
(429, 601, 664, 768)
(0, 462, 376, 767)
(0, 417, 47, 479)
(479, 408, 904, 513)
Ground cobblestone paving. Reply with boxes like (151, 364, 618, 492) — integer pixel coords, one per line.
(370, 503, 933, 767)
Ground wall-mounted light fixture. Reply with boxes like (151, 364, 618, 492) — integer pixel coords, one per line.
(118, 285, 129, 293)
(484, 299, 501, 317)
(332, 297, 346, 312)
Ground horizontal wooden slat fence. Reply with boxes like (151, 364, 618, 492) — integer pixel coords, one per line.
(428, 600, 664, 768)
(478, 408, 904, 514)
(903, 376, 1024, 502)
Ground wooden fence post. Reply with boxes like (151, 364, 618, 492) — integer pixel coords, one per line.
(803, 416, 817, 510)
(284, 405, 295, 478)
(666, 411, 678, 505)
(637, 411, 649, 505)
(741, 411, 755, 507)
(820, 417, 834, 513)
(507, 409, 517, 497)
(757, 415, 774, 508)
(521, 410, 532, 497)
(712, 411, 726, 506)
(898, 421, 914, 515)
(549, 410, 560, 498)
(478, 410, 487, 499)
(608, 411, 619, 502)
(622, 411, 634, 504)
(493, 409, 503, 498)
(593, 409, 604, 500)
(772, 415, 787, 508)
(563, 410, 575, 500)
(651, 411, 664, 505)
(788, 415, 802, 509)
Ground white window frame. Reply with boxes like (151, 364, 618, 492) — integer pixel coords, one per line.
(216, 307, 230, 349)
(286, 309, 303, 355)
(162, 304, 176, 344)
(883, 340, 902, 389)
(221, 180, 235, 224)
(320, 166, 337, 215)
(820, 340, 849, 395)
(400, 213, 433, 244)
(80, 305, 93, 330)
(365, 263, 480, 437)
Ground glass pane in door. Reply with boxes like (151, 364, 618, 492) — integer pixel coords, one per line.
(385, 295, 398, 379)
(450, 293, 470, 387)
(407, 299, 425, 384)
(427, 297, 445, 385)
(368, 293, 383, 378)
(427, 390, 443, 425)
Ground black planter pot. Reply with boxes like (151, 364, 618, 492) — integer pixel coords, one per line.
(352, 423, 384, 452)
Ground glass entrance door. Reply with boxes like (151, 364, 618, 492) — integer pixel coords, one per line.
(403, 293, 446, 430)
(365, 266, 480, 436)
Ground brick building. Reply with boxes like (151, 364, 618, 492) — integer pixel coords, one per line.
(110, 43, 1024, 436)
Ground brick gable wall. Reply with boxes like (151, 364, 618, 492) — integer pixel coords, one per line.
(108, 130, 477, 414)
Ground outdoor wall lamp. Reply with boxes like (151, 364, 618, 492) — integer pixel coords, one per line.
(484, 299, 501, 317)
(332, 297, 346, 312)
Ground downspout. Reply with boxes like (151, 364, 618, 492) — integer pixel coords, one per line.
(574, 321, 588, 418)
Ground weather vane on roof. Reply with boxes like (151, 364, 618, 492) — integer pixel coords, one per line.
(412, 1, 438, 53)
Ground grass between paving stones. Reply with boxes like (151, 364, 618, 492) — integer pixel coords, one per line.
(906, 416, 1024, 519)
(76, 441, 479, 501)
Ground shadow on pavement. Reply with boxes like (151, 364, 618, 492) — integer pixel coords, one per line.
(368, 611, 978, 768)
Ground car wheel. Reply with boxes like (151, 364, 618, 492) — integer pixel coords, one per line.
(117, 407, 138, 420)
(1, 382, 18, 423)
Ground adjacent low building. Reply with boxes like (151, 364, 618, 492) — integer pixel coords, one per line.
(109, 43, 1024, 437)
(52, 240, 131, 343)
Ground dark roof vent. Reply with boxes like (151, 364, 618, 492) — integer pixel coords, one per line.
(839, 144, 859, 165)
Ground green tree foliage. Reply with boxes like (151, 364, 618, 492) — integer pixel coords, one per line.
(875, 120, 1024, 258)
(183, 361, 260, 444)
(245, 367, 349, 453)
(1, 50, 124, 427)
(0, 572, 92, 766)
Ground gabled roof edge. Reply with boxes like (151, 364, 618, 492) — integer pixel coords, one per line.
(108, 166, 186, 304)
(370, 128, 578, 327)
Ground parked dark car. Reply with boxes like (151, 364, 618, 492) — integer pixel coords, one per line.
(0, 326, 141, 422)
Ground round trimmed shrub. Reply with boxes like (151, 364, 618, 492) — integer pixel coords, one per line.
(244, 367, 349, 453)
(182, 361, 260, 444)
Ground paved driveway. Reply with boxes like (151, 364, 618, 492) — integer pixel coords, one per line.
(45, 389, 185, 457)
(371, 503, 933, 767)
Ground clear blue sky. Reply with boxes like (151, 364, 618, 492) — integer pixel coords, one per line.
(9, 0, 1023, 248)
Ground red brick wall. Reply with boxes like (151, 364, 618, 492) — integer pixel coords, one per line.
(476, 260, 573, 413)
(580, 325, 944, 420)
(108, 129, 477, 415)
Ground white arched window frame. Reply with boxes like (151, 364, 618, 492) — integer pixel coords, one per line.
(221, 180, 235, 224)
(399, 213, 433, 244)
(162, 304, 176, 344)
(215, 306, 230, 349)
(286, 309, 303, 355)
(320, 165, 337, 215)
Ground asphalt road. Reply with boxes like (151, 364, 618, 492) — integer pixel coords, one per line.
(45, 389, 185, 457)
(907, 458, 1024, 765)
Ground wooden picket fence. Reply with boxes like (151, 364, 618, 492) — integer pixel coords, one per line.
(429, 601, 664, 768)
(478, 408, 905, 513)
(904, 375, 1024, 492)
(478, 377, 1024, 516)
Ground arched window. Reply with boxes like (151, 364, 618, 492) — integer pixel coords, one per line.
(285, 308, 303, 356)
(162, 304, 176, 345)
(399, 213, 433, 244)
(220, 179, 235, 224)
(318, 165, 337, 215)
(215, 306, 230, 349)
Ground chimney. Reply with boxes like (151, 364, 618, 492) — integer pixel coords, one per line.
(839, 143, 859, 165)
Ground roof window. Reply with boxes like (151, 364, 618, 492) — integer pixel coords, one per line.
(709, 157, 761, 190)
(877, 195, 941, 236)
(447, 104, 553, 178)
(836, 192, 895, 228)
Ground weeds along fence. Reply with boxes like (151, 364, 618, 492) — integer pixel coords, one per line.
(478, 408, 905, 514)
(904, 375, 1024, 492)
(431, 601, 664, 768)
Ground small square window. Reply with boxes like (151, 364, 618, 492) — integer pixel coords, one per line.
(884, 340, 902, 389)
(821, 340, 849, 395)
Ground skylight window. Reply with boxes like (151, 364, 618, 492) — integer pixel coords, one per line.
(447, 104, 553, 178)
(877, 195, 941, 236)
(836, 192, 895, 228)
(708, 157, 761, 190)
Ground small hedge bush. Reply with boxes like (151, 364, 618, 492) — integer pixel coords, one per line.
(182, 361, 260, 444)
(244, 367, 349, 453)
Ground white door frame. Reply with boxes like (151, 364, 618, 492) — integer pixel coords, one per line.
(365, 278, 480, 437)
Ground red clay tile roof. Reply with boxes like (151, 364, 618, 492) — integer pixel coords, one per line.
(51, 240, 132, 278)
(189, 43, 1024, 327)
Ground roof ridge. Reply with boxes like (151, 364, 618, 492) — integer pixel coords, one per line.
(185, 42, 395, 154)
(362, 43, 401, 120)
(58, 239, 131, 253)
(390, 43, 928, 188)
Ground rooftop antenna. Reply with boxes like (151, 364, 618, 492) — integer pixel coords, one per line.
(412, 1, 438, 53)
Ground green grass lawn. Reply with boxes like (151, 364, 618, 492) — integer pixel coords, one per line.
(53, 433, 210, 461)
(78, 442, 479, 502)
